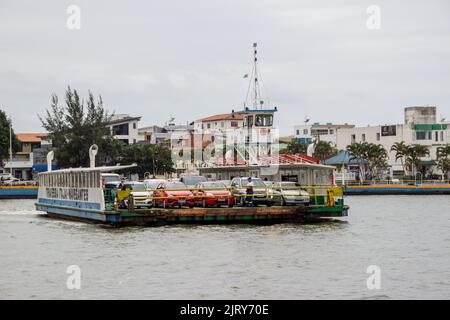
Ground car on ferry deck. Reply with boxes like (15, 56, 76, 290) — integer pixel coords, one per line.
(117, 181, 152, 208)
(143, 179, 166, 191)
(272, 181, 310, 206)
(152, 181, 195, 208)
(230, 177, 275, 207)
(192, 181, 235, 208)
(101, 173, 121, 190)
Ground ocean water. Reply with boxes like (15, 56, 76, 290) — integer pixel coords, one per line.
(0, 196, 449, 299)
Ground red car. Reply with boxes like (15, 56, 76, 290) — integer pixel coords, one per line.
(193, 182, 235, 208)
(153, 181, 195, 208)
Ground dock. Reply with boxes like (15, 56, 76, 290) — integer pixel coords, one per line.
(0, 186, 38, 199)
(344, 183, 450, 195)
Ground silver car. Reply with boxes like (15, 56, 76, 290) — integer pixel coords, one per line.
(230, 177, 275, 207)
(273, 182, 310, 206)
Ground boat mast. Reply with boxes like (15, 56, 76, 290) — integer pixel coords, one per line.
(244, 42, 263, 109)
(253, 43, 258, 109)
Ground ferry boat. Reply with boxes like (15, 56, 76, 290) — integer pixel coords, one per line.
(35, 145, 349, 227)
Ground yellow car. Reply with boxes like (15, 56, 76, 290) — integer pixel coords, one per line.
(117, 182, 148, 208)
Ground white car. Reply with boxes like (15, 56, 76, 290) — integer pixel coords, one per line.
(273, 182, 310, 206)
(121, 182, 153, 208)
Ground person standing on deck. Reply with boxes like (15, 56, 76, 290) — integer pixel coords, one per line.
(245, 177, 254, 207)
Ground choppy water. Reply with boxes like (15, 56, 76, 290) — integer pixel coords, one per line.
(0, 196, 450, 299)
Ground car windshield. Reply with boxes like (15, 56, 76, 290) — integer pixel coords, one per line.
(103, 175, 120, 183)
(132, 184, 146, 190)
(280, 182, 298, 187)
(241, 179, 266, 187)
(200, 182, 227, 189)
(145, 182, 161, 190)
(165, 183, 188, 190)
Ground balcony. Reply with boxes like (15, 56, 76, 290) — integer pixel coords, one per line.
(4, 154, 33, 169)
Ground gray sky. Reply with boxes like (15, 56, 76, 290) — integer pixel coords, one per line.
(1, 0, 449, 135)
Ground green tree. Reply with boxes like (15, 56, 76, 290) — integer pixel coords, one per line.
(366, 143, 388, 178)
(347, 142, 388, 180)
(436, 144, 450, 179)
(121, 144, 175, 178)
(0, 109, 19, 164)
(280, 139, 308, 154)
(346, 142, 368, 181)
(39, 87, 115, 168)
(404, 144, 430, 177)
(313, 141, 338, 160)
(390, 141, 408, 176)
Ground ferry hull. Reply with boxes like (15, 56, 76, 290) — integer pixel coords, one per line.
(35, 202, 348, 227)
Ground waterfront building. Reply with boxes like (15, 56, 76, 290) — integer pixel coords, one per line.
(108, 114, 141, 145)
(294, 106, 449, 178)
(294, 123, 355, 146)
(3, 133, 50, 180)
(335, 106, 448, 177)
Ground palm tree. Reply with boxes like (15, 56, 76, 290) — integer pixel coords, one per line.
(346, 142, 367, 182)
(390, 141, 408, 176)
(313, 141, 338, 160)
(367, 144, 388, 179)
(405, 144, 430, 178)
(280, 139, 308, 155)
(436, 144, 450, 180)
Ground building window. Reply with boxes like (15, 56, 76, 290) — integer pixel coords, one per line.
(351, 134, 356, 143)
(428, 131, 432, 140)
(362, 134, 366, 142)
(133, 123, 137, 129)
(207, 123, 211, 129)
(255, 115, 273, 127)
(376, 133, 380, 141)
(435, 131, 439, 142)
(311, 129, 329, 135)
(231, 121, 238, 127)
(329, 129, 334, 134)
(296, 130, 300, 135)
(221, 122, 224, 128)
(441, 131, 444, 141)
(303, 129, 308, 134)
(113, 123, 129, 135)
(415, 131, 427, 140)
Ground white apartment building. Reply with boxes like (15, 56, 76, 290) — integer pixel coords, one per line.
(293, 106, 449, 176)
(334, 106, 448, 176)
(294, 123, 355, 146)
(108, 114, 141, 145)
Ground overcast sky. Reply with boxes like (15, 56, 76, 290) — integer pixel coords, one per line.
(1, 0, 449, 135)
